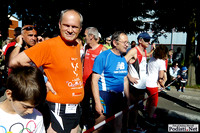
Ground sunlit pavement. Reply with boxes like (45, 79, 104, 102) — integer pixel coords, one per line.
(151, 86, 200, 133)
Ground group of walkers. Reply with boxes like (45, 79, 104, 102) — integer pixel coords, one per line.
(0, 9, 188, 133)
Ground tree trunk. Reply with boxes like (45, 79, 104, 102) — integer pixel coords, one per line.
(185, 10, 196, 86)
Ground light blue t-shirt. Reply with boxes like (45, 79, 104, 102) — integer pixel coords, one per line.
(92, 49, 128, 93)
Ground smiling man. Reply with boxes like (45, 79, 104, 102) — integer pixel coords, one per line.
(9, 9, 84, 133)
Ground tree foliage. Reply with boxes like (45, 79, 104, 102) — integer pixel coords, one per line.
(6, 0, 157, 37)
(1, 0, 200, 85)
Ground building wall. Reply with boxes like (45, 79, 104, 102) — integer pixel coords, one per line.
(8, 16, 19, 40)
(127, 32, 190, 60)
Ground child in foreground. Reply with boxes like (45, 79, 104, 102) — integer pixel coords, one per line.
(0, 66, 47, 133)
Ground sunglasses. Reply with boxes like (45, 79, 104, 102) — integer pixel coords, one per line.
(143, 38, 150, 42)
(22, 26, 37, 31)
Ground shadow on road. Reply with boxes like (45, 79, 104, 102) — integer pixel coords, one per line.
(158, 91, 200, 113)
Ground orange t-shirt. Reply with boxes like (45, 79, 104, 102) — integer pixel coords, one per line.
(24, 36, 84, 104)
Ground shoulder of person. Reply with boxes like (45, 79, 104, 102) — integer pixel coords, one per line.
(125, 47, 137, 58)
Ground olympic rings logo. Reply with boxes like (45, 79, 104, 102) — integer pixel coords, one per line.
(0, 120, 37, 133)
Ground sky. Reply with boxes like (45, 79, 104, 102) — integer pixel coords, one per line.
(13, 13, 22, 27)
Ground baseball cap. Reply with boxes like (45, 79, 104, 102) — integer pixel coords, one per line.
(137, 32, 152, 40)
(181, 66, 188, 71)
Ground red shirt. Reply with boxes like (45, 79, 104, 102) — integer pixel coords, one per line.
(83, 44, 103, 85)
(4, 42, 16, 55)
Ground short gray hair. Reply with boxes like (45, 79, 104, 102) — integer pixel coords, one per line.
(85, 27, 99, 40)
(59, 9, 83, 27)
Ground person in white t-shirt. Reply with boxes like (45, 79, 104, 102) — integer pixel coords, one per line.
(146, 45, 168, 118)
(0, 66, 46, 133)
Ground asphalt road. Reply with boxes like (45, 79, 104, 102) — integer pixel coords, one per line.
(158, 86, 200, 118)
(150, 86, 200, 133)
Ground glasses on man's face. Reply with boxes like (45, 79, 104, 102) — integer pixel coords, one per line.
(118, 40, 130, 45)
(22, 26, 37, 31)
(106, 39, 111, 42)
(143, 38, 150, 42)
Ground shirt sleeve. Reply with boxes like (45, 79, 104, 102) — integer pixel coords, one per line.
(159, 59, 166, 71)
(24, 41, 51, 67)
(92, 53, 106, 75)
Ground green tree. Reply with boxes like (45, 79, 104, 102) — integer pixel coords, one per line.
(7, 0, 155, 37)
(152, 0, 199, 86)
(6, 0, 200, 85)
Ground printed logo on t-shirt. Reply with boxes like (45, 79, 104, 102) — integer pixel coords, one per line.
(116, 62, 125, 70)
(114, 62, 127, 74)
(65, 57, 83, 90)
(71, 58, 79, 77)
(0, 120, 37, 133)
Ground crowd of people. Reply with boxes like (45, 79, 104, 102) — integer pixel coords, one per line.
(0, 9, 189, 133)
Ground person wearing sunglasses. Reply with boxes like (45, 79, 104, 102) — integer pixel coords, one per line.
(9, 25, 37, 60)
(125, 32, 155, 131)
(5, 25, 37, 76)
(103, 36, 112, 50)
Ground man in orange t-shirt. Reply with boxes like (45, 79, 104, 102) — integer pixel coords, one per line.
(9, 9, 84, 133)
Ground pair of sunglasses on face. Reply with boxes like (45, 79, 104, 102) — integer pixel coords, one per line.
(143, 38, 150, 42)
(22, 26, 37, 31)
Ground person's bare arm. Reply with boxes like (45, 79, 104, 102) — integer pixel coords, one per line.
(9, 51, 31, 68)
(125, 47, 137, 63)
(124, 76, 130, 105)
(147, 43, 156, 57)
(158, 70, 165, 88)
(9, 35, 23, 62)
(91, 72, 104, 115)
(127, 73, 138, 85)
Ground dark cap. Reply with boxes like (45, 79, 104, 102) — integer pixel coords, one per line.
(137, 32, 152, 40)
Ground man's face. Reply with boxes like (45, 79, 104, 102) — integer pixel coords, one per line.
(106, 37, 111, 45)
(22, 29, 37, 47)
(84, 30, 92, 46)
(59, 11, 82, 43)
(139, 38, 150, 48)
(115, 34, 129, 53)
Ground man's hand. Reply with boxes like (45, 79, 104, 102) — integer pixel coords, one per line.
(129, 76, 139, 85)
(95, 102, 104, 115)
(152, 43, 156, 50)
(16, 35, 23, 45)
(46, 81, 57, 95)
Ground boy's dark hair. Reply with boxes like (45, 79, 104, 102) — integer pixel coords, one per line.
(6, 66, 47, 106)
(154, 45, 168, 59)
(111, 31, 126, 48)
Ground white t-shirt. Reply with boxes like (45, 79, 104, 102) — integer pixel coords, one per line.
(0, 108, 45, 133)
(146, 57, 166, 87)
